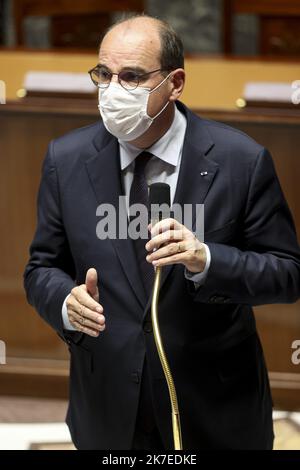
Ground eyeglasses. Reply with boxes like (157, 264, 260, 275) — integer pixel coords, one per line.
(88, 65, 168, 91)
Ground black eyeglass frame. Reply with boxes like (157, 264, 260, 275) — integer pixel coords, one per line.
(88, 65, 171, 90)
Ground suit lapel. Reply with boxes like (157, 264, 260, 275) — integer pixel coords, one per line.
(85, 134, 147, 308)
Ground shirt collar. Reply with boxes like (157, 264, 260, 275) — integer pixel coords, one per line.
(119, 105, 187, 171)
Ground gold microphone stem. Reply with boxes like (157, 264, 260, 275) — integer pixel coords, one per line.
(151, 265, 183, 450)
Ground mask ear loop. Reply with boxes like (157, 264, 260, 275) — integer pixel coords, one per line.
(149, 71, 173, 95)
(148, 72, 173, 120)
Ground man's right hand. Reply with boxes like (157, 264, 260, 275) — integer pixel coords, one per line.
(66, 268, 105, 337)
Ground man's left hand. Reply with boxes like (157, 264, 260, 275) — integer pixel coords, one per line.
(145, 218, 206, 273)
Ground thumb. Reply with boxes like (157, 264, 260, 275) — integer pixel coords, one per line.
(85, 268, 99, 302)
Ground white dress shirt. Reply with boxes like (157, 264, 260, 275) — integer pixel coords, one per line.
(62, 105, 211, 330)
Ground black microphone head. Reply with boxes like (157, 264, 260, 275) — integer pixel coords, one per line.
(149, 183, 171, 222)
(149, 183, 171, 206)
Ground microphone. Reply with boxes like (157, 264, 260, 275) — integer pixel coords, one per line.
(148, 183, 183, 450)
(149, 182, 171, 225)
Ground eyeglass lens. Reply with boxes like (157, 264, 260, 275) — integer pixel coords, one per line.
(90, 67, 141, 90)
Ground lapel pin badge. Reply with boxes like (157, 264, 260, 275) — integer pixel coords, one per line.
(200, 171, 208, 176)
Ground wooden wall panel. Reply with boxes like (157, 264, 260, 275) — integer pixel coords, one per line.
(0, 105, 94, 363)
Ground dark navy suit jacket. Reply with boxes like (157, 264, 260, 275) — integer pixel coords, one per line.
(24, 102, 300, 449)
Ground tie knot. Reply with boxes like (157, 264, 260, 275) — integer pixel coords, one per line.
(134, 151, 153, 175)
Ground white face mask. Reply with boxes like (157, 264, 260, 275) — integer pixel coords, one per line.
(98, 73, 171, 141)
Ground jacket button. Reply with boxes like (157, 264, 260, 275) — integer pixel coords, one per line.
(143, 321, 153, 333)
(209, 294, 230, 303)
(131, 372, 140, 384)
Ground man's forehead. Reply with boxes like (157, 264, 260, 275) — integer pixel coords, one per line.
(99, 23, 161, 68)
(99, 47, 160, 71)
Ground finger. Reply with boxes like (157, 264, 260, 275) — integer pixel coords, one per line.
(71, 285, 103, 313)
(152, 252, 186, 267)
(71, 319, 101, 338)
(67, 296, 104, 323)
(69, 306, 104, 327)
(146, 242, 183, 262)
(146, 229, 184, 252)
(69, 310, 105, 335)
(85, 268, 99, 302)
(150, 218, 182, 237)
(70, 309, 105, 331)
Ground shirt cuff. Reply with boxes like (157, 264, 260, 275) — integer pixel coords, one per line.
(62, 293, 76, 331)
(184, 243, 211, 287)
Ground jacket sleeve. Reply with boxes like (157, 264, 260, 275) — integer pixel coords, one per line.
(190, 147, 300, 305)
(24, 141, 77, 340)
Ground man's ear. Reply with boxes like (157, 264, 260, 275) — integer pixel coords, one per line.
(169, 69, 185, 102)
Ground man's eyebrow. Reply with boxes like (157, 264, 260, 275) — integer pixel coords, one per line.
(121, 66, 147, 74)
(97, 63, 111, 70)
(97, 64, 147, 74)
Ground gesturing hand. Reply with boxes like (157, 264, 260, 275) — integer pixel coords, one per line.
(66, 268, 105, 337)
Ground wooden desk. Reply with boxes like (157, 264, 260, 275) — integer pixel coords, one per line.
(0, 98, 299, 407)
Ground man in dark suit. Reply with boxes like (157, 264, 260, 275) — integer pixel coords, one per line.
(24, 15, 300, 450)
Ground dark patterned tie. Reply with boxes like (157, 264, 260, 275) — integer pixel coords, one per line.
(129, 151, 154, 298)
